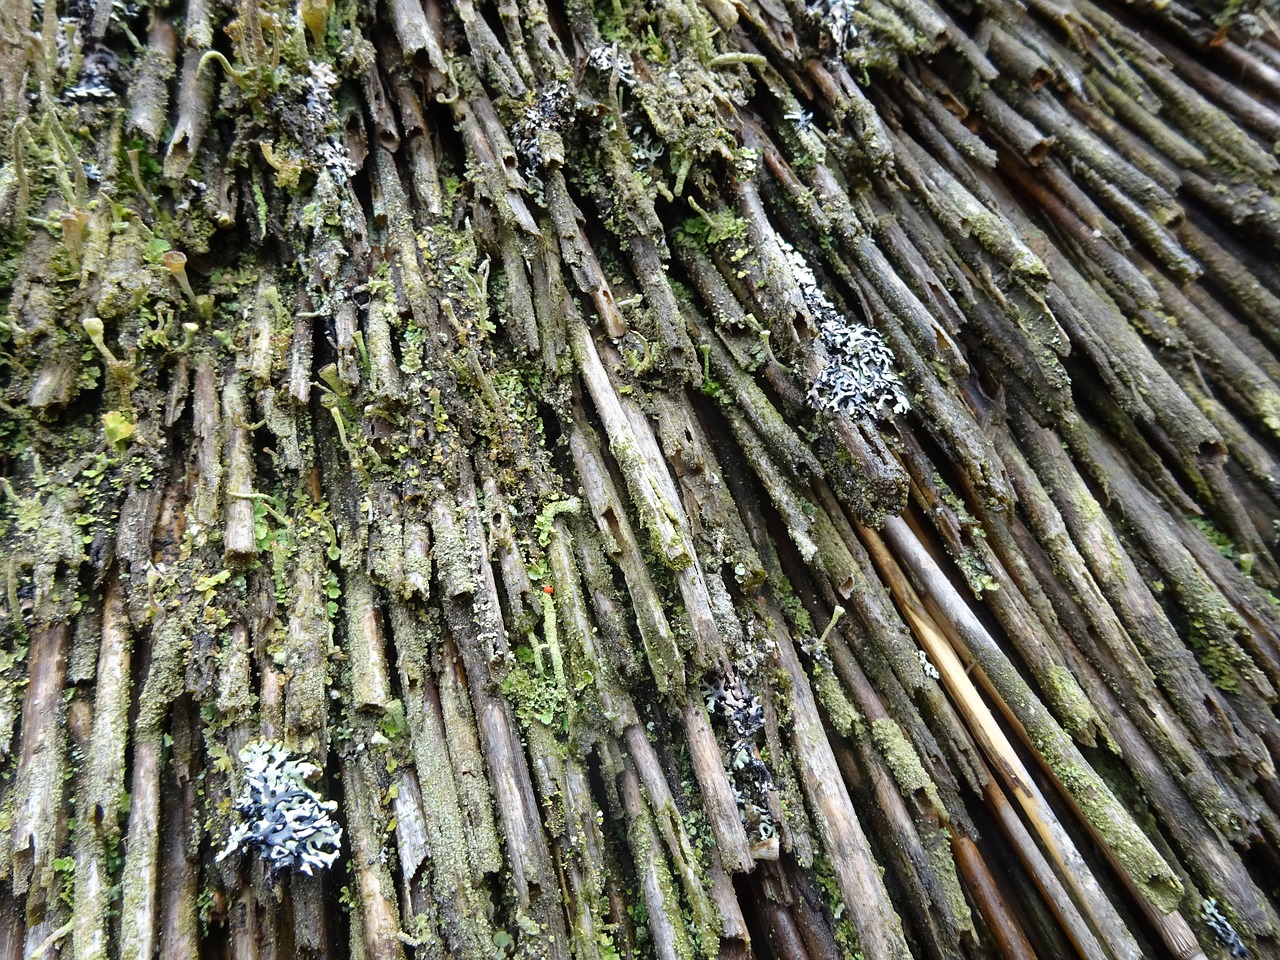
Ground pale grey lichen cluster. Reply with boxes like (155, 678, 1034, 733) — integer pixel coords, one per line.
(65, 46, 119, 103)
(587, 44, 637, 89)
(1201, 899, 1248, 958)
(217, 740, 343, 878)
(703, 675, 776, 843)
(301, 61, 357, 178)
(628, 124, 666, 167)
(784, 107, 815, 133)
(917, 649, 941, 680)
(809, 0, 858, 52)
(780, 241, 911, 421)
(512, 81, 574, 198)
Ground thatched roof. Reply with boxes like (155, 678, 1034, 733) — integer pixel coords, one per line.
(2, 0, 1280, 956)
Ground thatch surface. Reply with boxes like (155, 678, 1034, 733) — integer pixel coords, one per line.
(2, 0, 1280, 956)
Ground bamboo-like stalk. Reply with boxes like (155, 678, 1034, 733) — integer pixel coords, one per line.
(127, 13, 177, 144)
(9, 622, 70, 918)
(157, 705, 201, 959)
(895, 436, 1114, 748)
(343, 747, 406, 960)
(859, 522, 1150, 959)
(71, 581, 131, 960)
(164, 0, 215, 177)
(979, 771, 1112, 960)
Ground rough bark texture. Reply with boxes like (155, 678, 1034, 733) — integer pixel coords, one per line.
(2, 0, 1280, 957)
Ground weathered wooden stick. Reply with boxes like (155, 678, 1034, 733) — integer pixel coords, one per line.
(569, 408, 685, 690)
(157, 706, 201, 960)
(973, 444, 1257, 842)
(858, 523, 1148, 960)
(163, 0, 214, 177)
(1012, 407, 1263, 760)
(342, 748, 406, 960)
(829, 734, 971, 960)
(979, 772, 1112, 960)
(570, 320, 694, 569)
(612, 744, 696, 960)
(9, 622, 70, 915)
(117, 719, 163, 960)
(756, 598, 914, 960)
(127, 13, 177, 144)
(879, 515, 1184, 911)
(950, 834, 1038, 960)
(386, 601, 498, 956)
(72, 581, 131, 960)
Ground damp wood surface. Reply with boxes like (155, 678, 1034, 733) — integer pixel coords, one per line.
(2, 0, 1280, 957)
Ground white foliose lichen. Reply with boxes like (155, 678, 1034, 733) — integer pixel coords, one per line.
(1200, 899, 1248, 958)
(784, 107, 815, 132)
(808, 0, 858, 52)
(779, 240, 910, 421)
(918, 649, 941, 680)
(217, 740, 343, 877)
(703, 673, 777, 843)
(302, 61, 357, 177)
(512, 81, 575, 199)
(586, 44, 637, 88)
